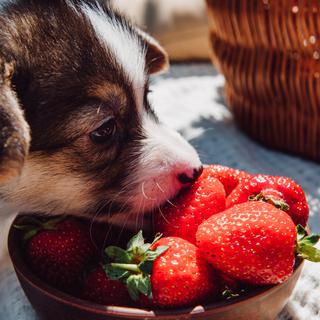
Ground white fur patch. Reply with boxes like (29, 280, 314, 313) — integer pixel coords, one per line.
(126, 114, 202, 213)
(141, 114, 201, 174)
(81, 3, 146, 112)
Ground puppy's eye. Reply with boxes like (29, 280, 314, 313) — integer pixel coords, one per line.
(90, 117, 117, 143)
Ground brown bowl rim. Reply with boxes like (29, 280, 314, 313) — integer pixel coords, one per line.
(8, 217, 304, 319)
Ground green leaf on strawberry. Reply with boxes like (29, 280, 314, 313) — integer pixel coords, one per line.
(222, 289, 240, 300)
(104, 231, 169, 301)
(126, 274, 152, 301)
(14, 216, 66, 241)
(248, 192, 290, 211)
(296, 225, 320, 262)
(105, 246, 131, 263)
(17, 217, 95, 293)
(103, 264, 130, 280)
(126, 230, 145, 251)
(139, 246, 169, 274)
(104, 234, 218, 308)
(221, 288, 247, 300)
(227, 175, 309, 227)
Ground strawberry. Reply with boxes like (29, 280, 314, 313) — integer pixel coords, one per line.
(18, 217, 94, 293)
(104, 231, 218, 308)
(196, 202, 320, 285)
(82, 266, 132, 306)
(206, 164, 251, 196)
(155, 167, 226, 244)
(226, 174, 309, 226)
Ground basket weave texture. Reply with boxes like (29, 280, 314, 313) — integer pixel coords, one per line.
(206, 0, 320, 161)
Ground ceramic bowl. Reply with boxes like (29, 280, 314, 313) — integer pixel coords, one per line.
(8, 216, 303, 320)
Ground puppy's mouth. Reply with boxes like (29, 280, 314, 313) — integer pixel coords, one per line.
(92, 186, 180, 221)
(89, 194, 179, 233)
(92, 201, 161, 220)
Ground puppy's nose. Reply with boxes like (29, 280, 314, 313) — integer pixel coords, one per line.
(177, 166, 203, 185)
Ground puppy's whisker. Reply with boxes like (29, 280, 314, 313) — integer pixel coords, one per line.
(142, 180, 157, 201)
(89, 203, 106, 250)
(135, 194, 145, 231)
(104, 188, 128, 217)
(166, 199, 177, 208)
(157, 205, 170, 225)
(88, 200, 110, 250)
(141, 181, 148, 200)
(88, 188, 127, 255)
(156, 179, 176, 209)
(100, 189, 129, 253)
(100, 222, 114, 258)
(98, 188, 133, 254)
(155, 181, 165, 193)
(115, 197, 135, 244)
(115, 193, 132, 215)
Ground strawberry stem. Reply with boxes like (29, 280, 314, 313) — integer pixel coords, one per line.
(103, 231, 169, 301)
(110, 263, 140, 273)
(296, 225, 320, 262)
(249, 193, 290, 211)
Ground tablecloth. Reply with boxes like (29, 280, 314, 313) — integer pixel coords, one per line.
(1, 63, 319, 320)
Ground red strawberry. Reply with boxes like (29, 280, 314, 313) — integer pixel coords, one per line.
(226, 174, 309, 226)
(22, 217, 94, 293)
(155, 167, 226, 244)
(206, 164, 251, 196)
(82, 266, 132, 306)
(144, 237, 218, 308)
(104, 232, 218, 308)
(196, 202, 320, 285)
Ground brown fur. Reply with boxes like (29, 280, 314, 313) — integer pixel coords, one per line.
(0, 0, 169, 217)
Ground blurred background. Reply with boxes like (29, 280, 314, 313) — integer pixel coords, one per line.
(112, 0, 320, 164)
(111, 0, 211, 61)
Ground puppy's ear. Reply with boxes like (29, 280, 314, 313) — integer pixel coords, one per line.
(137, 29, 169, 75)
(0, 59, 30, 184)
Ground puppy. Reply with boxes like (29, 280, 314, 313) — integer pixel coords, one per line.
(0, 0, 202, 230)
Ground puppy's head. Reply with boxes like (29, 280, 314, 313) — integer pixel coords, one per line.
(0, 0, 202, 218)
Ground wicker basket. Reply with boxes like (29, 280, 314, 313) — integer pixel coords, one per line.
(206, 0, 320, 161)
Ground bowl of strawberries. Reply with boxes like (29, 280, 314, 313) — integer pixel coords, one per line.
(8, 165, 320, 320)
